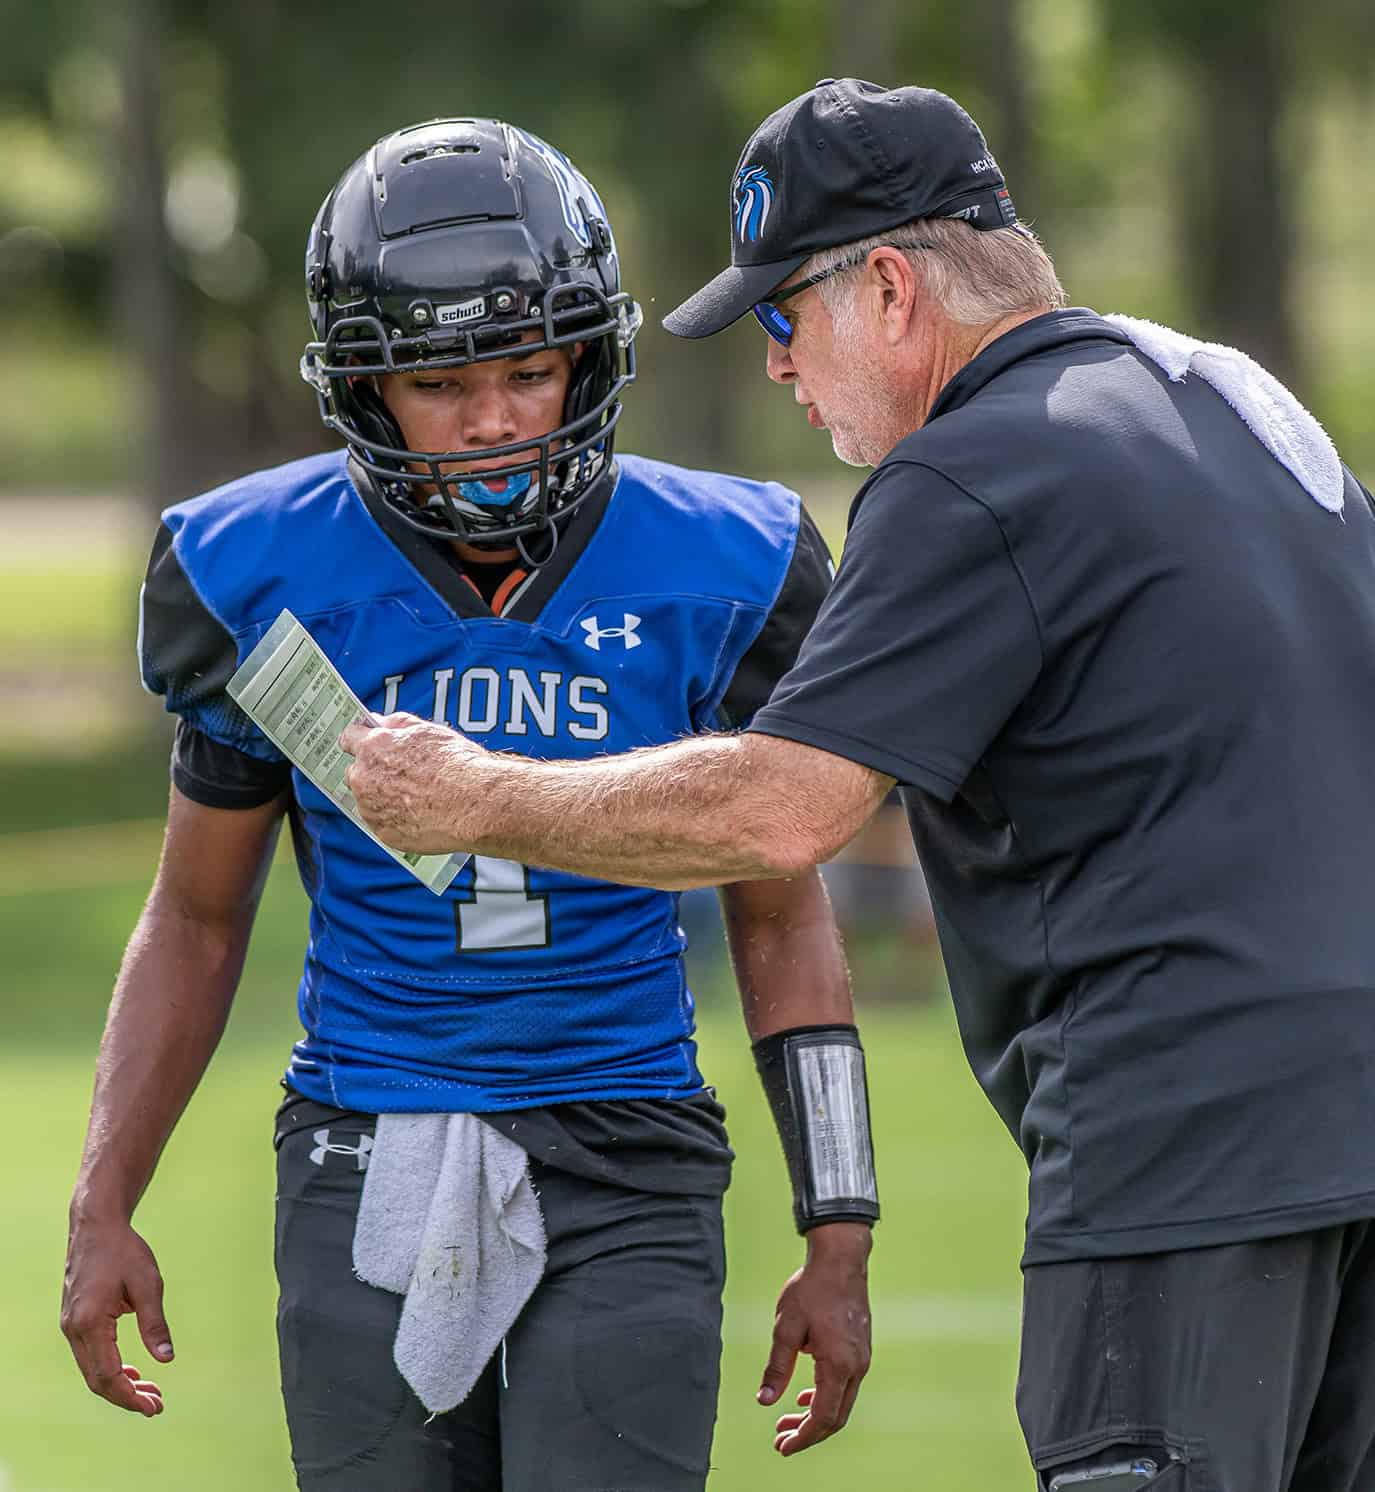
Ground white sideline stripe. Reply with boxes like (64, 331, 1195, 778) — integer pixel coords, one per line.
(0, 818, 165, 897)
(724, 1295, 1019, 1346)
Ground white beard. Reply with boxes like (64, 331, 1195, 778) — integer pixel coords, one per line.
(823, 320, 899, 468)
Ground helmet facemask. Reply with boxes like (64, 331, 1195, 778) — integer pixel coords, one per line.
(299, 119, 643, 562)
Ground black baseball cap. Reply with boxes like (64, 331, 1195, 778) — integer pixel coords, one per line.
(664, 79, 1018, 339)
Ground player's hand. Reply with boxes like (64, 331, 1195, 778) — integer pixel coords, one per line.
(61, 1218, 171, 1416)
(340, 712, 487, 853)
(758, 1221, 872, 1455)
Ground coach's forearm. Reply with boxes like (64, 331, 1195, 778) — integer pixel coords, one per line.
(462, 733, 805, 888)
(70, 890, 256, 1225)
(345, 718, 894, 887)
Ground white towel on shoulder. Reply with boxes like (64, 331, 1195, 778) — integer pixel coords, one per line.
(1104, 313, 1345, 516)
(353, 1111, 546, 1415)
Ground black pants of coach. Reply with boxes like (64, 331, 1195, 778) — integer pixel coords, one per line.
(274, 1108, 726, 1491)
(1018, 1223, 1375, 1491)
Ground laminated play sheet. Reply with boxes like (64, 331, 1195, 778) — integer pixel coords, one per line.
(227, 609, 467, 895)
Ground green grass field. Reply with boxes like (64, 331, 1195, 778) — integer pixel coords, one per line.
(0, 822, 1033, 1491)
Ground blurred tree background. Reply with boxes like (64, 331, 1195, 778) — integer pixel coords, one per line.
(1, 7, 1373, 1488)
(3, 0, 1373, 508)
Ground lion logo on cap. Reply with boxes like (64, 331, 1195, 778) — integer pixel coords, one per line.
(733, 165, 774, 244)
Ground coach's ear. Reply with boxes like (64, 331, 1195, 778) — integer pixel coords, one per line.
(865, 245, 921, 346)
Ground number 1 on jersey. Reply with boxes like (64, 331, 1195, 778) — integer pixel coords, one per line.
(454, 856, 551, 951)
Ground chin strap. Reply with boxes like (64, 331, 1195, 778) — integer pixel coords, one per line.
(514, 519, 559, 571)
(752, 1024, 880, 1234)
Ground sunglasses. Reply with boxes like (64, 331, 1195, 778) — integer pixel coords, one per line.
(750, 242, 936, 347)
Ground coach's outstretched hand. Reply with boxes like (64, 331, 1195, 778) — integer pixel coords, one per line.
(341, 712, 485, 855)
(758, 1222, 872, 1455)
(61, 1219, 169, 1417)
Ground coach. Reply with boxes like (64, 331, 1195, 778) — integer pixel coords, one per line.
(344, 80, 1375, 1489)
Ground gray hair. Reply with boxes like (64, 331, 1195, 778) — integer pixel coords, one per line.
(808, 218, 1066, 330)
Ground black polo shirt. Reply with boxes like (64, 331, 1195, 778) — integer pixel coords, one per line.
(752, 308, 1375, 1264)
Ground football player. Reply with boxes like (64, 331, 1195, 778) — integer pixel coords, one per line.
(60, 118, 878, 1491)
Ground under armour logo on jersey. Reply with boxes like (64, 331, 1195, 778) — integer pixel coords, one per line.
(580, 614, 642, 651)
(309, 1129, 373, 1170)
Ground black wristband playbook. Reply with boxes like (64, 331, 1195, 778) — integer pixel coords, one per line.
(752, 1023, 880, 1234)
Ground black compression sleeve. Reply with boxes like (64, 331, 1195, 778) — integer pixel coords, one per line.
(171, 719, 293, 809)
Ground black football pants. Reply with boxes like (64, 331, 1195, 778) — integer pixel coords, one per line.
(1018, 1222, 1375, 1491)
(274, 1101, 725, 1491)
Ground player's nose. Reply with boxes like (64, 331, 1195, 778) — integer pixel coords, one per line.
(461, 386, 519, 449)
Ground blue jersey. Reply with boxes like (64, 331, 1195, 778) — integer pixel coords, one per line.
(140, 451, 829, 1114)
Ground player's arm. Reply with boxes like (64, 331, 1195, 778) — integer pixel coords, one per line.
(720, 872, 877, 1455)
(61, 784, 286, 1417)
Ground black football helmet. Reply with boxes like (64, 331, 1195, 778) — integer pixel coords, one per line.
(300, 118, 642, 559)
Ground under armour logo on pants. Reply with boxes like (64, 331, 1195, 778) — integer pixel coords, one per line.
(309, 1129, 373, 1169)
